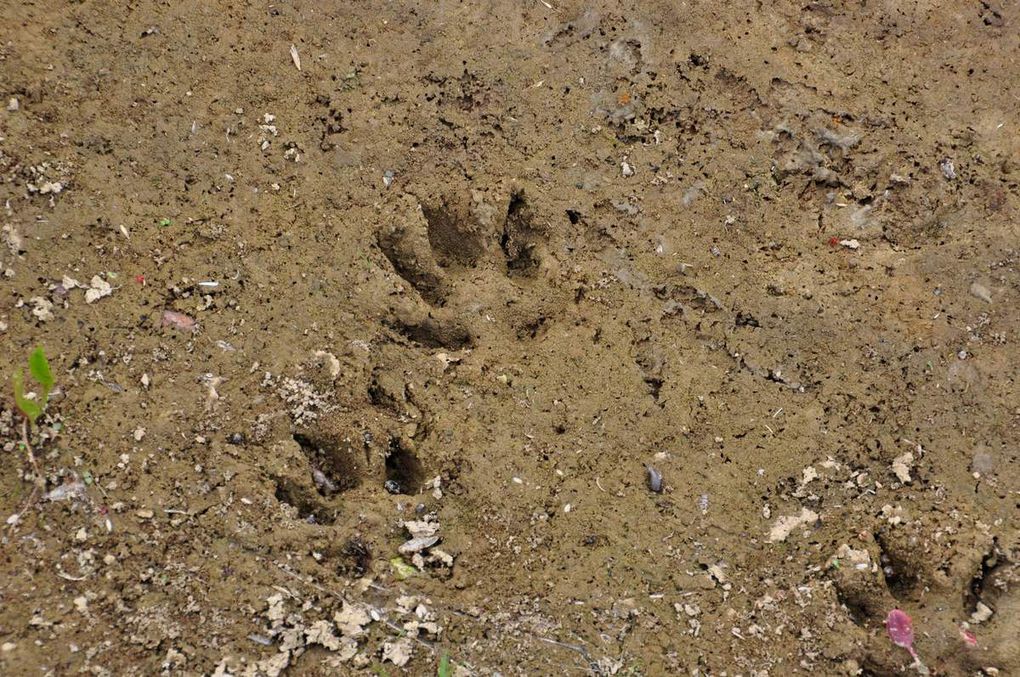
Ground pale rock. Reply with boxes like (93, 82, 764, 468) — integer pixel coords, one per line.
(891, 452, 913, 483)
(84, 276, 112, 304)
(969, 282, 992, 304)
(334, 602, 372, 637)
(30, 297, 54, 321)
(832, 543, 873, 571)
(304, 620, 341, 651)
(265, 593, 287, 623)
(402, 520, 439, 539)
(256, 651, 289, 677)
(381, 637, 413, 667)
(970, 601, 993, 624)
(768, 508, 819, 542)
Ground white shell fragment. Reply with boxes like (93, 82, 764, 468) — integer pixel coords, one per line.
(398, 536, 440, 555)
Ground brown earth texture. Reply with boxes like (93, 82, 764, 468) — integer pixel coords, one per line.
(1, 1, 1019, 675)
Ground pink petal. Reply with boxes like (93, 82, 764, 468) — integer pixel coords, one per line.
(886, 609, 914, 649)
(162, 310, 197, 332)
(960, 626, 977, 647)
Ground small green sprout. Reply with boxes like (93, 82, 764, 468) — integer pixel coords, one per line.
(158, 217, 173, 227)
(437, 653, 452, 677)
(13, 347, 54, 426)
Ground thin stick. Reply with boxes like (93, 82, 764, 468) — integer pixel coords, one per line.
(4, 419, 42, 538)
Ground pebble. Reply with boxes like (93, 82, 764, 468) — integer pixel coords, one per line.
(969, 282, 992, 304)
(136, 509, 155, 519)
(940, 158, 956, 180)
(645, 465, 663, 493)
(384, 479, 401, 494)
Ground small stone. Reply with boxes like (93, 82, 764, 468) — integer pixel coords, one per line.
(402, 520, 439, 539)
(30, 297, 54, 322)
(940, 158, 956, 180)
(970, 601, 993, 624)
(334, 601, 373, 637)
(74, 527, 88, 542)
(84, 276, 112, 304)
(891, 453, 913, 483)
(384, 479, 401, 494)
(6, 97, 18, 111)
(969, 282, 992, 304)
(305, 620, 341, 651)
(767, 508, 819, 542)
(1, 642, 15, 652)
(381, 637, 413, 667)
(621, 161, 635, 177)
(136, 509, 154, 519)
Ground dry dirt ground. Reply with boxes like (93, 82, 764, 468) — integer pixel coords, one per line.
(1, 1, 1018, 675)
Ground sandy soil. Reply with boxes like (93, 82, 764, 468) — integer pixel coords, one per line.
(1, 1, 1018, 675)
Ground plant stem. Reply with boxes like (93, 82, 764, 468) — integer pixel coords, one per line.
(22, 418, 44, 487)
(5, 419, 43, 539)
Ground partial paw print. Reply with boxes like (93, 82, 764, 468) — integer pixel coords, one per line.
(376, 181, 567, 350)
(257, 347, 436, 527)
(830, 520, 1018, 674)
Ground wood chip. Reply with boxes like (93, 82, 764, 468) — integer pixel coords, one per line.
(290, 44, 301, 71)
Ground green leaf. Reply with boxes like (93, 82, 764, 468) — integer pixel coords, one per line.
(437, 653, 452, 677)
(389, 557, 417, 580)
(28, 346, 54, 400)
(12, 370, 42, 424)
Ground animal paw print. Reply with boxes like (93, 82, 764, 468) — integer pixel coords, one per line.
(376, 182, 560, 350)
(831, 523, 1018, 674)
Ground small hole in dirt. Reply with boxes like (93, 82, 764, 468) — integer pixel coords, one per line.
(338, 538, 372, 578)
(274, 480, 336, 525)
(293, 433, 361, 495)
(875, 531, 919, 596)
(566, 209, 581, 224)
(502, 190, 540, 273)
(385, 438, 425, 495)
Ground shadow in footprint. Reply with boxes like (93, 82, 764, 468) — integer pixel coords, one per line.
(421, 194, 487, 268)
(386, 315, 473, 350)
(385, 438, 426, 495)
(501, 190, 542, 274)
